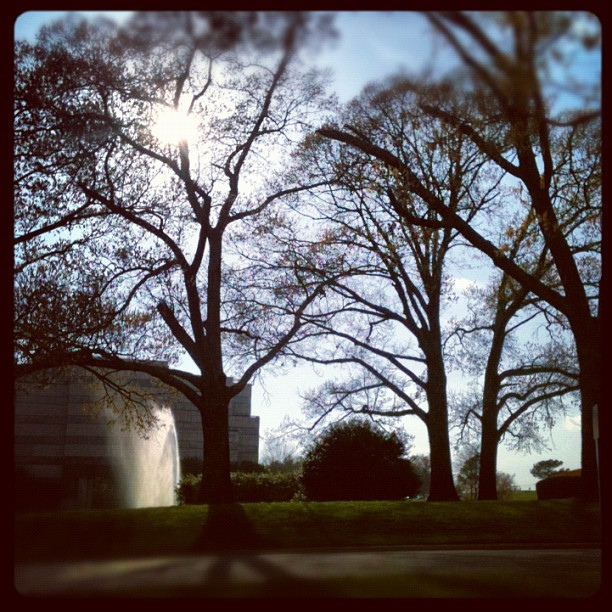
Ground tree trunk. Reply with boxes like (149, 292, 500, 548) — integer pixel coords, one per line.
(477, 316, 506, 501)
(478, 405, 499, 501)
(422, 294, 460, 503)
(572, 315, 601, 502)
(427, 415, 460, 502)
(198, 389, 235, 504)
(426, 368, 460, 502)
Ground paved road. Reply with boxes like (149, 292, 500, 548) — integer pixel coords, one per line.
(15, 545, 601, 598)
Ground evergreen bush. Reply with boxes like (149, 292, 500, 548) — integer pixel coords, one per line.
(301, 419, 421, 501)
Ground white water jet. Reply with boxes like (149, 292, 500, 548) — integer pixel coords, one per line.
(106, 405, 182, 508)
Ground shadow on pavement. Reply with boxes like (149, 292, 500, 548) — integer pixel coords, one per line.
(190, 503, 336, 597)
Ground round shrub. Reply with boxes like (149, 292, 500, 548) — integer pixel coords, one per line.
(301, 419, 421, 501)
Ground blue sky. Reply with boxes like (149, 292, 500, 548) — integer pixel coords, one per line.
(14, 11, 443, 96)
(14, 10, 594, 488)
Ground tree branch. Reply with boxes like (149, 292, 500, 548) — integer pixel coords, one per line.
(317, 125, 568, 316)
(156, 301, 201, 367)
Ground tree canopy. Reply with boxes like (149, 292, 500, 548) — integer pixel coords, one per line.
(530, 459, 566, 480)
(14, 11, 337, 502)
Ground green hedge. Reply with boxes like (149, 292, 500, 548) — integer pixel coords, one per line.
(536, 471, 583, 500)
(177, 471, 302, 504)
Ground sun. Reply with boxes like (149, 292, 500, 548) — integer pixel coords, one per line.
(151, 105, 199, 146)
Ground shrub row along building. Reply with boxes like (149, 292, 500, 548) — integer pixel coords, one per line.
(14, 365, 259, 510)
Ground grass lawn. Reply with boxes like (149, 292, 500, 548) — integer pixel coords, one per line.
(507, 489, 537, 501)
(15, 498, 600, 562)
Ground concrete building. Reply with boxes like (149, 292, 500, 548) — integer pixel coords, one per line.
(14, 366, 259, 510)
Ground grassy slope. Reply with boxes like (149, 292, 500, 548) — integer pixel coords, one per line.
(15, 499, 601, 562)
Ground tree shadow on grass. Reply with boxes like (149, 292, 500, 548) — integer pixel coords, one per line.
(191, 503, 336, 597)
(193, 502, 264, 552)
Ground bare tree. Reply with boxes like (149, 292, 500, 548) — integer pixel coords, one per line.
(449, 204, 580, 499)
(14, 11, 336, 503)
(318, 12, 601, 500)
(276, 77, 504, 501)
